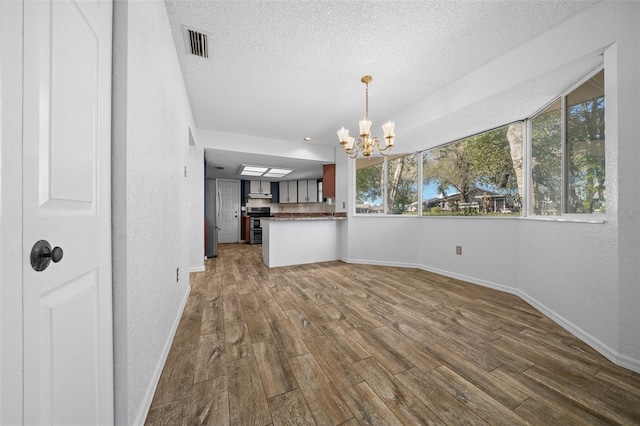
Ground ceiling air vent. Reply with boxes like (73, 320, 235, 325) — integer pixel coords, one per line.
(183, 26, 210, 59)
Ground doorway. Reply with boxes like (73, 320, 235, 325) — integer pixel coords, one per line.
(217, 180, 241, 243)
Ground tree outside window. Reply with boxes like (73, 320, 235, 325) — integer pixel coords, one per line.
(422, 123, 523, 216)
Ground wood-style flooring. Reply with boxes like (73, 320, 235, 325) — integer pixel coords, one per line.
(146, 243, 640, 425)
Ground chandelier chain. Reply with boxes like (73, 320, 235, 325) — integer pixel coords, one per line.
(365, 80, 369, 120)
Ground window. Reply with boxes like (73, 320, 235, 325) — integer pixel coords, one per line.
(531, 69, 604, 215)
(355, 158, 383, 214)
(531, 99, 562, 215)
(386, 154, 418, 215)
(351, 68, 604, 219)
(422, 123, 523, 216)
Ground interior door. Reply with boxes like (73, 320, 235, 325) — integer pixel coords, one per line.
(0, 1, 25, 424)
(21, 1, 114, 424)
(218, 180, 240, 243)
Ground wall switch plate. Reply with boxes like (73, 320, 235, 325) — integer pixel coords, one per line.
(456, 246, 462, 255)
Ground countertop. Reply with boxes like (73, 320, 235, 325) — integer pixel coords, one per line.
(261, 213, 346, 221)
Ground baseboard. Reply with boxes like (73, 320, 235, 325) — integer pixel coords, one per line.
(189, 265, 205, 273)
(134, 285, 191, 426)
(345, 257, 640, 374)
(343, 257, 421, 270)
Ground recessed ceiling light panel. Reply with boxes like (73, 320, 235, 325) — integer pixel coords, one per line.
(240, 165, 294, 178)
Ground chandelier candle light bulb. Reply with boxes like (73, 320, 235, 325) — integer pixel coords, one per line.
(337, 75, 395, 158)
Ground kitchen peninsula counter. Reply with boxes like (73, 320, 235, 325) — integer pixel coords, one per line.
(261, 213, 345, 267)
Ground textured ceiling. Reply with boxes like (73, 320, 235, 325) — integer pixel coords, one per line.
(164, 0, 599, 178)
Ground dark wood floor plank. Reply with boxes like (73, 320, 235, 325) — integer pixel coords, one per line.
(200, 299, 223, 335)
(371, 326, 440, 371)
(339, 382, 403, 426)
(284, 308, 325, 338)
(427, 343, 528, 410)
(244, 310, 275, 343)
(253, 339, 298, 398)
(186, 376, 229, 425)
(495, 328, 602, 376)
(271, 319, 309, 358)
(513, 397, 577, 426)
(396, 367, 489, 425)
(223, 298, 243, 323)
(145, 401, 190, 426)
(239, 291, 262, 313)
(254, 287, 277, 306)
(263, 301, 288, 323)
(352, 357, 446, 426)
(427, 365, 528, 426)
(524, 364, 640, 424)
(318, 321, 370, 363)
(491, 364, 610, 426)
(425, 325, 505, 372)
(194, 332, 225, 384)
(288, 353, 353, 425)
(349, 327, 413, 375)
(272, 289, 299, 311)
(150, 343, 197, 408)
(227, 356, 272, 426)
(268, 389, 317, 426)
(224, 320, 252, 362)
(304, 335, 363, 390)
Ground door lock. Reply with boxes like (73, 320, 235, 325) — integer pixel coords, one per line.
(30, 240, 64, 272)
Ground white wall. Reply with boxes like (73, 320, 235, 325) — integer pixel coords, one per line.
(112, 0, 195, 424)
(189, 145, 205, 272)
(341, 1, 640, 372)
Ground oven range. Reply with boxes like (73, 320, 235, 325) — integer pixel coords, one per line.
(247, 207, 271, 244)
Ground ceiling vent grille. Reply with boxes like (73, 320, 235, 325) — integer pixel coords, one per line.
(184, 26, 210, 59)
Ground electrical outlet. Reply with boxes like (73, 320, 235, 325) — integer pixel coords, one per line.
(456, 246, 462, 255)
(342, 201, 346, 208)
(176, 267, 179, 282)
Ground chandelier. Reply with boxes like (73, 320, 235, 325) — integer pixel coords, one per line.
(337, 75, 395, 159)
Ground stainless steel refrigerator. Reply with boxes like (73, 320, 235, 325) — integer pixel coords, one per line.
(205, 178, 219, 257)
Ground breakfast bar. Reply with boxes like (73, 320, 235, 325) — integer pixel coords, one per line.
(261, 215, 346, 268)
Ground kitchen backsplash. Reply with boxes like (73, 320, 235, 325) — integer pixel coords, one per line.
(246, 198, 335, 214)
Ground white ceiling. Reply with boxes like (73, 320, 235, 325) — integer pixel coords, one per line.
(164, 0, 599, 180)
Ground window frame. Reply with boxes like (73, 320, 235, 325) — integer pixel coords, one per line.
(352, 65, 606, 223)
(526, 65, 605, 220)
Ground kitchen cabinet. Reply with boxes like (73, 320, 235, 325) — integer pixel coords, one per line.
(250, 180, 270, 195)
(279, 180, 298, 203)
(322, 164, 336, 198)
(298, 179, 318, 203)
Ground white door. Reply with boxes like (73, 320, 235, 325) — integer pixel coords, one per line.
(218, 180, 240, 243)
(1, 1, 25, 424)
(19, 0, 113, 424)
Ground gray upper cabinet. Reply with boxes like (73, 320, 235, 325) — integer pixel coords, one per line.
(279, 181, 298, 203)
(249, 180, 270, 194)
(298, 179, 318, 203)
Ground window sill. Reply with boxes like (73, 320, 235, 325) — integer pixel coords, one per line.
(352, 214, 607, 224)
(518, 215, 606, 224)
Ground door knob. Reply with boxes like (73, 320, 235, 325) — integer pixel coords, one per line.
(30, 240, 64, 272)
